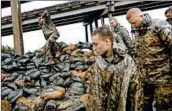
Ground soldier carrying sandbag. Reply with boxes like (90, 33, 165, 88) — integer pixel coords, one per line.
(37, 10, 60, 65)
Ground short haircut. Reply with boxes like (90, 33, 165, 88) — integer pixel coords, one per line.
(110, 18, 117, 22)
(92, 27, 113, 43)
(165, 8, 171, 15)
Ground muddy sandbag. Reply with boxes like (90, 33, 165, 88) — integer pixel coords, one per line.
(26, 69, 41, 79)
(56, 99, 74, 110)
(1, 65, 16, 72)
(1, 100, 11, 111)
(7, 83, 18, 90)
(69, 82, 85, 95)
(49, 73, 61, 82)
(63, 77, 73, 87)
(70, 57, 84, 63)
(23, 87, 39, 95)
(15, 80, 34, 87)
(1, 86, 8, 92)
(40, 73, 53, 80)
(40, 78, 47, 87)
(14, 74, 23, 82)
(1, 87, 13, 99)
(76, 41, 92, 49)
(56, 62, 70, 71)
(3, 58, 13, 65)
(70, 64, 76, 70)
(60, 72, 70, 79)
(16, 97, 35, 110)
(35, 80, 41, 87)
(75, 65, 85, 71)
(13, 104, 30, 111)
(23, 76, 31, 82)
(7, 89, 23, 103)
(18, 57, 30, 64)
(44, 100, 57, 111)
(72, 76, 85, 84)
(26, 63, 36, 70)
(63, 63, 70, 72)
(32, 55, 46, 67)
(4, 72, 19, 82)
(18, 66, 26, 71)
(53, 76, 64, 86)
(52, 66, 61, 72)
(25, 52, 35, 58)
(40, 68, 50, 73)
(33, 97, 46, 111)
(35, 78, 47, 87)
(1, 53, 11, 59)
(63, 49, 72, 55)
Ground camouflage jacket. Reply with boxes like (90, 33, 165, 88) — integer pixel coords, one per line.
(41, 11, 60, 41)
(167, 18, 172, 26)
(87, 53, 137, 111)
(132, 13, 172, 84)
(112, 24, 133, 54)
(113, 33, 128, 55)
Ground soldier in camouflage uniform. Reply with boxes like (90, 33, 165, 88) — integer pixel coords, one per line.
(110, 18, 133, 55)
(165, 6, 172, 87)
(165, 5, 172, 26)
(38, 10, 60, 65)
(127, 8, 172, 111)
(81, 27, 141, 111)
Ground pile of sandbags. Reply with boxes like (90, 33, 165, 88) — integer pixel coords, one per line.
(1, 41, 94, 111)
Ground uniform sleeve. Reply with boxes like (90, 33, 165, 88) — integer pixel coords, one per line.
(41, 11, 60, 41)
(122, 28, 133, 49)
(154, 20, 172, 47)
(113, 33, 128, 55)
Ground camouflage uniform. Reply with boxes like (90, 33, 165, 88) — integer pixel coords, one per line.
(167, 18, 172, 26)
(166, 6, 172, 26)
(40, 10, 60, 60)
(87, 51, 141, 111)
(113, 33, 128, 55)
(112, 24, 133, 55)
(132, 13, 172, 111)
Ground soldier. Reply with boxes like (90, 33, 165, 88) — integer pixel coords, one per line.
(80, 27, 141, 111)
(110, 18, 133, 55)
(126, 8, 172, 111)
(38, 10, 60, 65)
(165, 5, 172, 25)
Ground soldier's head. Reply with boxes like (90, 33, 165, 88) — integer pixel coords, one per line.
(165, 8, 172, 20)
(126, 8, 144, 29)
(110, 18, 118, 29)
(91, 27, 113, 56)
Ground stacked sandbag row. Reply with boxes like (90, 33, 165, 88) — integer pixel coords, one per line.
(1, 41, 94, 111)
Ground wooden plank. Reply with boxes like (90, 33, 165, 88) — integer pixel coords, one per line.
(11, 0, 24, 55)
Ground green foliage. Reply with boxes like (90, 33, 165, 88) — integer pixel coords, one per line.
(1, 45, 14, 53)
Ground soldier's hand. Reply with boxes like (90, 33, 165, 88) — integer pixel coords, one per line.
(80, 94, 90, 107)
(38, 17, 44, 26)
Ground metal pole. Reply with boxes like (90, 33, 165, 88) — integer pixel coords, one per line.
(95, 19, 98, 28)
(90, 22, 93, 34)
(101, 17, 105, 26)
(11, 0, 24, 55)
(84, 24, 89, 42)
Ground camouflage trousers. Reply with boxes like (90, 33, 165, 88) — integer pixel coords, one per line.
(143, 84, 172, 111)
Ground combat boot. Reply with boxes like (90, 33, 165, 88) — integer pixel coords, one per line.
(45, 56, 55, 65)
